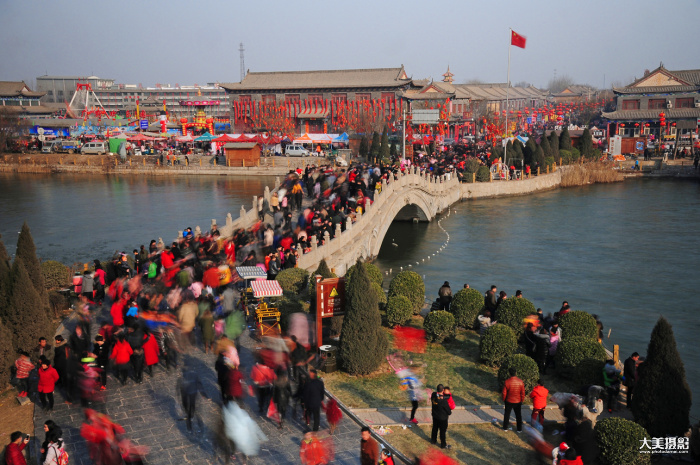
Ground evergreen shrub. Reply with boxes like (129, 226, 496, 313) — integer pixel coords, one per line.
(276, 268, 309, 295)
(595, 417, 651, 465)
(496, 298, 536, 337)
(479, 324, 517, 367)
(573, 358, 605, 387)
(372, 282, 387, 310)
(386, 295, 413, 327)
(423, 310, 455, 343)
(0, 317, 15, 387)
(544, 156, 555, 171)
(449, 288, 483, 329)
(347, 262, 383, 288)
(498, 354, 539, 393)
(559, 310, 598, 340)
(41, 260, 71, 290)
(339, 259, 388, 375)
(476, 165, 491, 182)
(388, 271, 424, 315)
(555, 336, 607, 379)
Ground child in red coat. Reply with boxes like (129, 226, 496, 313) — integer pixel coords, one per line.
(143, 332, 160, 377)
(324, 398, 342, 434)
(110, 335, 133, 386)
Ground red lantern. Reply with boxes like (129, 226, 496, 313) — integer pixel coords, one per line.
(634, 123, 639, 127)
(620, 123, 625, 127)
(645, 123, 650, 127)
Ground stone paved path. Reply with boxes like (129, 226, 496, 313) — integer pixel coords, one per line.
(34, 307, 363, 465)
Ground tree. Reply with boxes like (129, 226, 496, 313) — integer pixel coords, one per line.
(631, 316, 691, 437)
(0, 235, 11, 315)
(338, 259, 388, 375)
(548, 131, 560, 159)
(579, 128, 594, 159)
(389, 141, 397, 158)
(534, 144, 545, 168)
(547, 75, 575, 94)
(0, 107, 30, 153)
(359, 136, 369, 159)
(369, 131, 380, 161)
(15, 222, 50, 315)
(540, 134, 552, 159)
(0, 317, 15, 387)
(379, 126, 390, 161)
(523, 137, 537, 168)
(3, 257, 54, 353)
(559, 126, 572, 151)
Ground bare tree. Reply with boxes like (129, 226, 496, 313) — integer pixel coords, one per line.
(513, 81, 531, 88)
(547, 75, 575, 93)
(462, 78, 485, 85)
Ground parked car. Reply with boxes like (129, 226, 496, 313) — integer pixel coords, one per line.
(41, 140, 62, 153)
(285, 144, 310, 157)
(52, 140, 81, 154)
(81, 141, 108, 155)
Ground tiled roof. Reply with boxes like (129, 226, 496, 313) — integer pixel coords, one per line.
(614, 85, 700, 94)
(452, 84, 546, 101)
(220, 67, 411, 91)
(0, 81, 46, 98)
(602, 108, 700, 120)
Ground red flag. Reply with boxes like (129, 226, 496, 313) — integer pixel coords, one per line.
(511, 30, 526, 48)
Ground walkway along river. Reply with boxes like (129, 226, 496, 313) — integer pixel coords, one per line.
(1, 172, 699, 417)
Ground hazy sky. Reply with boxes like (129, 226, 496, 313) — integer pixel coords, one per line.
(2, 0, 699, 90)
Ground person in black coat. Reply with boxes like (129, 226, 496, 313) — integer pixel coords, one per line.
(301, 369, 325, 432)
(272, 367, 292, 428)
(623, 352, 639, 407)
(430, 384, 452, 449)
(214, 352, 230, 404)
(92, 335, 110, 390)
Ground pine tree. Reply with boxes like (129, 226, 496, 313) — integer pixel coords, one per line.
(369, 131, 380, 161)
(379, 126, 390, 161)
(534, 144, 545, 168)
(631, 316, 691, 437)
(338, 259, 388, 375)
(4, 257, 54, 353)
(0, 235, 11, 315)
(359, 136, 369, 158)
(540, 134, 552, 158)
(524, 137, 537, 167)
(389, 141, 397, 158)
(309, 259, 336, 314)
(15, 222, 50, 314)
(548, 131, 560, 159)
(559, 126, 572, 150)
(0, 317, 15, 387)
(579, 128, 594, 159)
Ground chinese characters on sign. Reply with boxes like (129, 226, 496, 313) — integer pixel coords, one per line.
(315, 276, 346, 347)
(639, 437, 689, 453)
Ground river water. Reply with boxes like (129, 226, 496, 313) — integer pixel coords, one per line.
(1, 173, 699, 416)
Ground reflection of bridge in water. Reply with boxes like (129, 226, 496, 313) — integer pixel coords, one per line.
(202, 167, 563, 276)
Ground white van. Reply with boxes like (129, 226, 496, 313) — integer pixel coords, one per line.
(81, 141, 108, 155)
(285, 144, 309, 157)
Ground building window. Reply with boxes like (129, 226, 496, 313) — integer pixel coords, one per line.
(648, 99, 665, 109)
(355, 93, 370, 102)
(285, 94, 300, 105)
(332, 93, 347, 103)
(381, 92, 395, 102)
(239, 95, 252, 104)
(308, 93, 323, 103)
(262, 94, 276, 105)
(621, 99, 640, 110)
(675, 97, 693, 108)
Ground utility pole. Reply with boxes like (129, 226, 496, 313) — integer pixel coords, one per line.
(239, 43, 245, 82)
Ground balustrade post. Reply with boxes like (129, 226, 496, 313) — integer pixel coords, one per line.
(364, 198, 371, 212)
(346, 217, 353, 231)
(240, 206, 246, 218)
(323, 231, 330, 245)
(335, 223, 342, 238)
(226, 213, 233, 227)
(311, 235, 318, 251)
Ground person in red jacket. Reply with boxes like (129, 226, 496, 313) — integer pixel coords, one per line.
(529, 378, 549, 427)
(4, 431, 30, 465)
(110, 334, 133, 386)
(558, 446, 584, 465)
(502, 367, 525, 432)
(226, 364, 245, 406)
(110, 292, 130, 327)
(37, 357, 59, 412)
(142, 331, 160, 378)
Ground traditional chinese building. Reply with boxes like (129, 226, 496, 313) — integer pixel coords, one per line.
(220, 67, 415, 134)
(602, 64, 700, 153)
(0, 81, 56, 118)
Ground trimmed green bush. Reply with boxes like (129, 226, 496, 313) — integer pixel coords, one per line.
(544, 156, 555, 171)
(330, 315, 344, 337)
(278, 296, 305, 332)
(388, 271, 424, 315)
(573, 358, 605, 387)
(386, 295, 413, 327)
(555, 336, 607, 379)
(275, 267, 310, 295)
(595, 417, 651, 465)
(449, 288, 483, 329)
(496, 298, 537, 337)
(15, 222, 50, 313)
(559, 310, 597, 340)
(498, 354, 539, 393)
(41, 260, 71, 290)
(347, 262, 383, 288)
(479, 324, 517, 367)
(0, 317, 15, 388)
(476, 165, 491, 182)
(372, 282, 387, 310)
(423, 310, 455, 343)
(339, 259, 388, 375)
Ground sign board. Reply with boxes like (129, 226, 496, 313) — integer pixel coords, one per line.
(37, 127, 45, 135)
(38, 135, 45, 142)
(140, 120, 149, 130)
(526, 117, 532, 124)
(609, 135, 622, 156)
(315, 276, 346, 347)
(635, 141, 645, 151)
(411, 109, 440, 125)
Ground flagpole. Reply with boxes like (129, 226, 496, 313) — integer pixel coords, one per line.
(505, 28, 511, 170)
